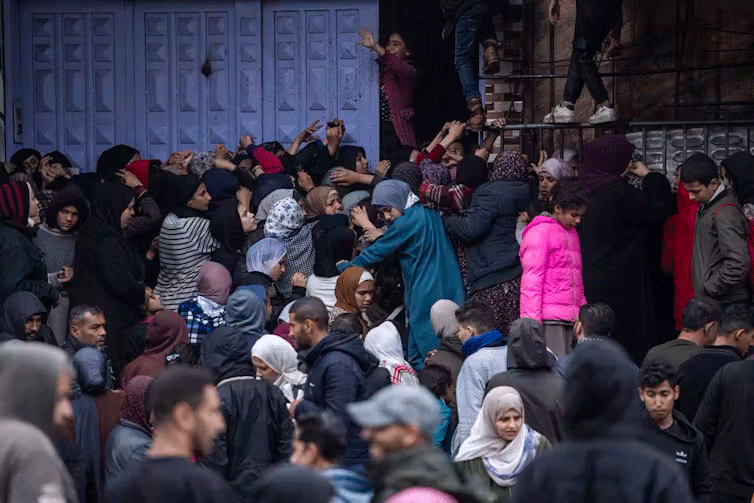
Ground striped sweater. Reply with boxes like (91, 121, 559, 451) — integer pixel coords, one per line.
(155, 213, 219, 310)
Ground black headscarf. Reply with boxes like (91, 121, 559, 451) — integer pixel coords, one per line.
(456, 155, 488, 189)
(391, 161, 422, 194)
(250, 464, 334, 503)
(202, 168, 240, 207)
(154, 172, 203, 217)
(722, 152, 754, 205)
(209, 199, 246, 273)
(90, 182, 135, 231)
(312, 215, 356, 277)
(9, 149, 41, 175)
(45, 182, 89, 232)
(96, 144, 139, 181)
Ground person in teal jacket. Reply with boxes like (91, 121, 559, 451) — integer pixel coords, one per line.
(338, 180, 465, 368)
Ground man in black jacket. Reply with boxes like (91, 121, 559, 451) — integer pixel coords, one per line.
(677, 303, 753, 420)
(512, 340, 694, 503)
(290, 297, 380, 468)
(695, 359, 754, 503)
(200, 325, 293, 503)
(639, 362, 712, 502)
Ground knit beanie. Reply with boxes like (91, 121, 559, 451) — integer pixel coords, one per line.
(0, 181, 31, 227)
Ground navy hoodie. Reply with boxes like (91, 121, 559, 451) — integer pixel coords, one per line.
(295, 330, 388, 466)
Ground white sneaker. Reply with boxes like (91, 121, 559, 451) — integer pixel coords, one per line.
(589, 105, 616, 124)
(543, 104, 574, 123)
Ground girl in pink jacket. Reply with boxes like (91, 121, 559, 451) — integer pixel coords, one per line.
(519, 179, 588, 357)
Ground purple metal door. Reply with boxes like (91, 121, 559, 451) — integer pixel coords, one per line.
(262, 0, 379, 163)
(6, 0, 378, 169)
(7, 0, 129, 171)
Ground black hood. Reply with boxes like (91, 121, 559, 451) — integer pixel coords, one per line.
(564, 339, 642, 440)
(200, 326, 256, 382)
(506, 318, 551, 370)
(304, 331, 377, 373)
(722, 152, 754, 205)
(44, 182, 89, 232)
(1, 292, 47, 341)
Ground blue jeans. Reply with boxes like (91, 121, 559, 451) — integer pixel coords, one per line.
(454, 0, 495, 102)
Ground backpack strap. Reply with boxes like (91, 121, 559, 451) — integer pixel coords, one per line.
(712, 203, 740, 225)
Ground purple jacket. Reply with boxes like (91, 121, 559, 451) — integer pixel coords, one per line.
(519, 215, 586, 322)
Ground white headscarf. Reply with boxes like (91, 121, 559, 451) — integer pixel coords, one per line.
(364, 321, 418, 385)
(455, 386, 542, 486)
(251, 334, 307, 402)
(246, 237, 287, 276)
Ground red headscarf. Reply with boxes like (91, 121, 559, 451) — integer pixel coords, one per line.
(661, 183, 698, 330)
(0, 181, 31, 227)
(120, 375, 153, 431)
(126, 159, 152, 188)
(121, 311, 189, 387)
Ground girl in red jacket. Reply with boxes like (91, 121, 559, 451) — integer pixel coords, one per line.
(519, 179, 588, 357)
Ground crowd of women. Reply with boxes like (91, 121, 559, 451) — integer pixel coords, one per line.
(1, 25, 754, 503)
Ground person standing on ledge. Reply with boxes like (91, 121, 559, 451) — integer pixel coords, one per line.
(543, 0, 622, 124)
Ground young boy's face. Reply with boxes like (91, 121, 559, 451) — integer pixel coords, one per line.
(682, 179, 720, 204)
(639, 380, 679, 426)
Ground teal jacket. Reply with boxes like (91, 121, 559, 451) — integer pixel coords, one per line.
(340, 204, 465, 367)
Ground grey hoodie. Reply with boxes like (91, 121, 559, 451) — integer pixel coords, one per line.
(224, 288, 267, 348)
(0, 291, 56, 345)
(0, 342, 77, 503)
(487, 318, 565, 443)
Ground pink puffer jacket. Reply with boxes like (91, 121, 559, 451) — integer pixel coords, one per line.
(519, 215, 586, 322)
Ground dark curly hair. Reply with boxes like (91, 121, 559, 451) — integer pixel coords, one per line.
(551, 177, 589, 211)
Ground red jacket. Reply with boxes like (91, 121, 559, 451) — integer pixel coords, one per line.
(379, 52, 417, 148)
(662, 184, 698, 330)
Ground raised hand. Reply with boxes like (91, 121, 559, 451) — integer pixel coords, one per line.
(115, 169, 143, 188)
(359, 28, 377, 49)
(298, 121, 323, 143)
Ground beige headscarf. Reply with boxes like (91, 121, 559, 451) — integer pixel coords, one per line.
(455, 386, 542, 486)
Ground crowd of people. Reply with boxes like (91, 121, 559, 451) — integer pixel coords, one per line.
(1, 12, 754, 503)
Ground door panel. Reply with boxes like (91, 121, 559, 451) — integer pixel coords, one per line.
(14, 3, 128, 171)
(262, 1, 379, 163)
(9, 0, 377, 170)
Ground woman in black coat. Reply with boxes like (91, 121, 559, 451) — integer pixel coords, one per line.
(71, 183, 145, 380)
(443, 151, 532, 336)
(577, 134, 674, 364)
(0, 180, 58, 309)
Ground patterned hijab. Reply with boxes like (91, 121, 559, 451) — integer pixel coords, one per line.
(264, 197, 304, 239)
(120, 375, 153, 431)
(489, 151, 529, 182)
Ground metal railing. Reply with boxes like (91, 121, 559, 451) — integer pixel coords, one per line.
(499, 120, 754, 179)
